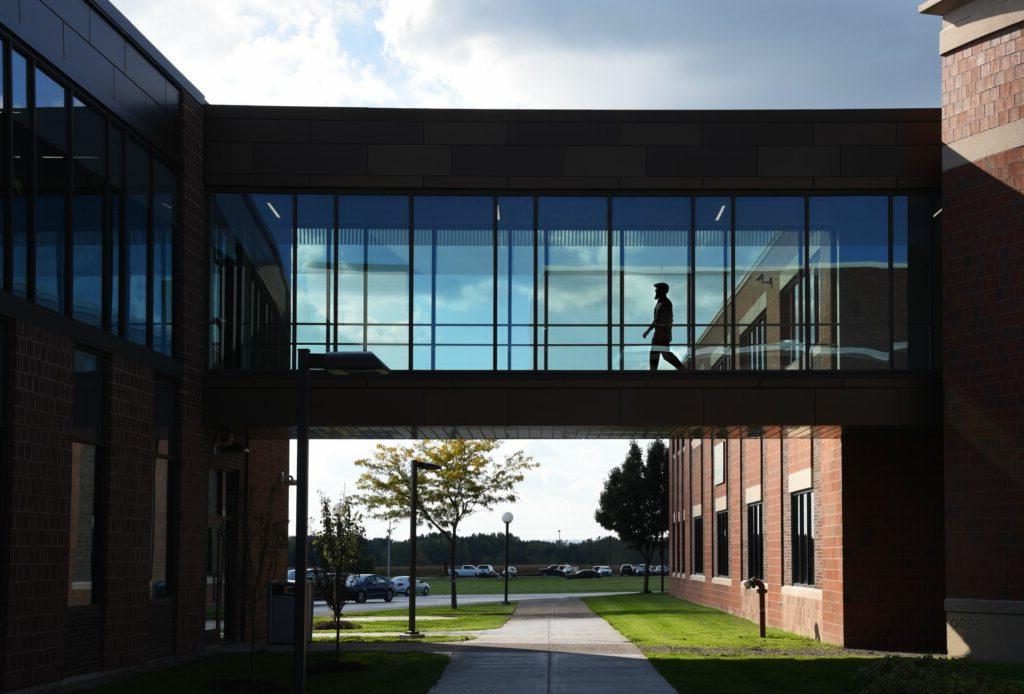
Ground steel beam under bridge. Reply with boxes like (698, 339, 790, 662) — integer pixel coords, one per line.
(203, 370, 941, 439)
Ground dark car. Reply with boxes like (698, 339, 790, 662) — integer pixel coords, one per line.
(619, 564, 635, 576)
(343, 574, 395, 603)
(568, 569, 602, 579)
(537, 564, 563, 576)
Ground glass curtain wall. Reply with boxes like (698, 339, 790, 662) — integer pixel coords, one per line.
(209, 193, 938, 372)
(0, 36, 177, 354)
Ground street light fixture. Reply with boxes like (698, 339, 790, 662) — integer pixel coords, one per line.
(293, 349, 389, 694)
(407, 459, 442, 637)
(501, 512, 514, 605)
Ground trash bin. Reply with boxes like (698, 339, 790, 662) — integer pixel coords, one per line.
(267, 580, 313, 644)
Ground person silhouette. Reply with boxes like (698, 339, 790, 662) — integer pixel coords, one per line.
(643, 282, 684, 371)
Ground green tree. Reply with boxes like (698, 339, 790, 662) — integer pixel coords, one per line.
(313, 493, 365, 663)
(595, 440, 669, 593)
(355, 440, 536, 608)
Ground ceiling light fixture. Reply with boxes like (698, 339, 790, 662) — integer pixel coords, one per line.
(932, 208, 942, 218)
(267, 201, 281, 219)
(715, 205, 725, 222)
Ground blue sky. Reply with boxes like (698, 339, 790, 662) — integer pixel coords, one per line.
(113, 1, 940, 540)
(114, 0, 940, 109)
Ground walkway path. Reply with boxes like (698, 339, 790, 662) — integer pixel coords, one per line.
(428, 597, 674, 693)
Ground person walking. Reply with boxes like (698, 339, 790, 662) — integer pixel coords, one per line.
(643, 282, 684, 371)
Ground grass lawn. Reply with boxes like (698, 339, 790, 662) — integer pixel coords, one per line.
(584, 593, 1024, 694)
(316, 601, 516, 633)
(445, 574, 653, 595)
(75, 651, 448, 694)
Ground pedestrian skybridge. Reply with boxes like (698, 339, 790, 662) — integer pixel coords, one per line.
(209, 192, 939, 374)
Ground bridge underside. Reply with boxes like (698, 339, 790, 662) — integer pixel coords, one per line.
(204, 371, 941, 439)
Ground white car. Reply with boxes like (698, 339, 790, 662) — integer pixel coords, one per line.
(391, 576, 430, 596)
(503, 566, 518, 578)
(559, 565, 579, 576)
(593, 565, 613, 576)
(476, 564, 498, 577)
(451, 564, 478, 578)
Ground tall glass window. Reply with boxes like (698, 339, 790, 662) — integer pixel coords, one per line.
(109, 128, 124, 335)
(152, 378, 175, 599)
(497, 197, 535, 370)
(809, 196, 890, 369)
(125, 140, 150, 346)
(72, 99, 105, 326)
(734, 197, 805, 370)
(295, 195, 333, 354)
(11, 51, 30, 297)
(69, 350, 102, 607)
(893, 196, 937, 370)
(694, 198, 731, 370)
(338, 195, 409, 370)
(612, 197, 690, 370)
(152, 162, 174, 355)
(34, 69, 67, 312)
(414, 196, 493, 369)
(538, 197, 608, 370)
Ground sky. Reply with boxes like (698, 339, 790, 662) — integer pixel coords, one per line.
(110, 1, 939, 541)
(111, 0, 941, 110)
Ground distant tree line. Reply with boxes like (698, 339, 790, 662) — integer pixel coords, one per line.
(288, 531, 645, 570)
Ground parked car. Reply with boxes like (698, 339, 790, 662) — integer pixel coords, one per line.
(287, 568, 330, 599)
(476, 564, 498, 578)
(391, 576, 430, 596)
(619, 564, 635, 576)
(450, 564, 479, 578)
(635, 564, 649, 575)
(658, 565, 670, 576)
(557, 564, 578, 576)
(593, 565, 613, 576)
(343, 574, 395, 603)
(568, 569, 602, 579)
(503, 566, 518, 578)
(538, 564, 563, 577)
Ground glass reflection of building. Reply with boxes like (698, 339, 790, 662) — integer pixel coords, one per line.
(209, 193, 939, 372)
(1, 41, 177, 355)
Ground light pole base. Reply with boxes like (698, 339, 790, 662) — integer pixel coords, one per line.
(401, 631, 425, 639)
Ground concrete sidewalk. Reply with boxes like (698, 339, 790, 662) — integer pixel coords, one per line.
(429, 597, 674, 693)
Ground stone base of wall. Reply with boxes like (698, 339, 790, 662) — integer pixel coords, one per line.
(946, 599, 1024, 662)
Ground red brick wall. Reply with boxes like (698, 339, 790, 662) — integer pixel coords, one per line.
(939, 18, 1024, 606)
(0, 324, 73, 690)
(840, 427, 945, 652)
(941, 26, 1024, 142)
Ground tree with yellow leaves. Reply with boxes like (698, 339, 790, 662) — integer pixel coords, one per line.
(354, 440, 536, 609)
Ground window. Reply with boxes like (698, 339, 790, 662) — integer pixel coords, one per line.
(72, 98, 105, 326)
(809, 197, 890, 369)
(713, 441, 725, 485)
(497, 197, 535, 370)
(715, 510, 729, 577)
(69, 350, 102, 606)
(692, 516, 704, 574)
(414, 196, 494, 369)
(538, 197, 608, 370)
(152, 378, 175, 598)
(152, 162, 175, 355)
(734, 197, 804, 371)
(791, 490, 814, 585)
(34, 69, 67, 312)
(338, 195, 410, 369)
(612, 197, 691, 369)
(11, 50, 29, 297)
(747, 502, 763, 580)
(694, 197, 731, 370)
(205, 193, 935, 373)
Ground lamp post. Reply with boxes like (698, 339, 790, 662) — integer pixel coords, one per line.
(292, 349, 389, 694)
(407, 459, 441, 637)
(501, 512, 513, 605)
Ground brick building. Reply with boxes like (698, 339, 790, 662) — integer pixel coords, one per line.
(0, 0, 1020, 690)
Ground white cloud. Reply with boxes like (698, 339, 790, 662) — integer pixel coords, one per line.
(112, 0, 938, 109)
